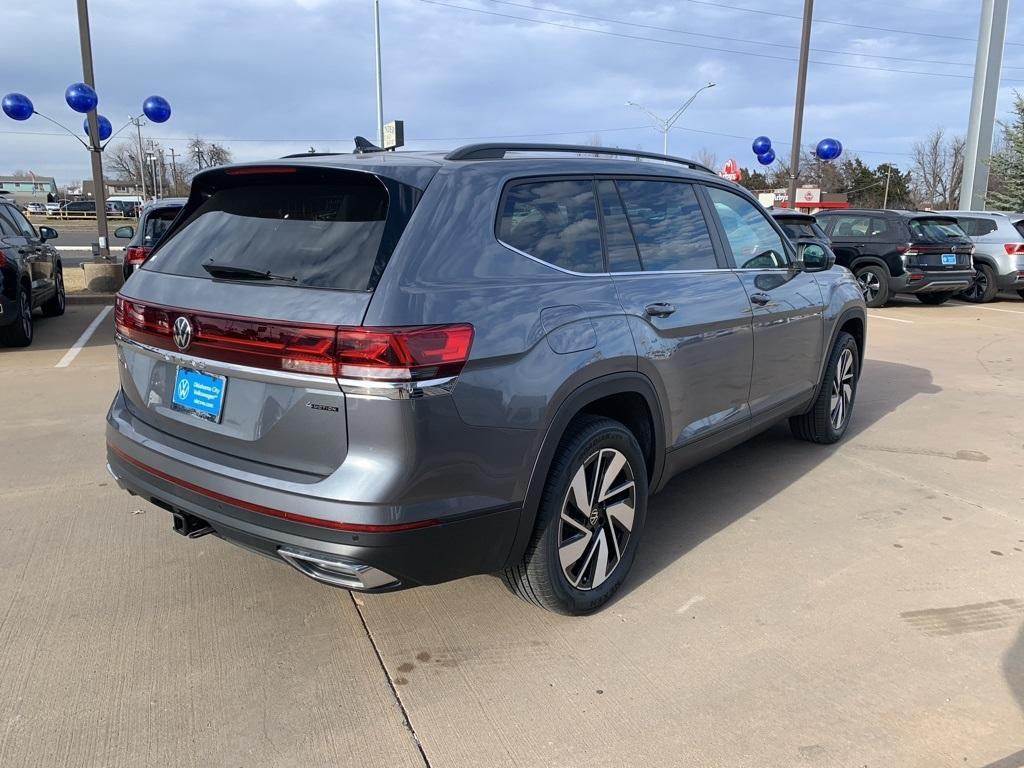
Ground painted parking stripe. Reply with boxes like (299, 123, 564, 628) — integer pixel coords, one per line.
(55, 305, 113, 368)
(867, 313, 914, 324)
(952, 304, 1024, 315)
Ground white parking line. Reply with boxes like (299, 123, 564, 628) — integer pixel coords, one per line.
(55, 305, 113, 369)
(953, 303, 1024, 315)
(867, 313, 914, 324)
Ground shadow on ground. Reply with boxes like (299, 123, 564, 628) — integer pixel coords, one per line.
(620, 358, 940, 598)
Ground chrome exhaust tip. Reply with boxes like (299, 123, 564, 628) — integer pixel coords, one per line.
(277, 546, 399, 591)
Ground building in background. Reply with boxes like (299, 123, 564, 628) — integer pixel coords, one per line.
(82, 178, 145, 199)
(0, 175, 58, 206)
(757, 187, 849, 214)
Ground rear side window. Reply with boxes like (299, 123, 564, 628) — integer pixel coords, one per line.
(778, 220, 817, 239)
(956, 217, 998, 237)
(908, 218, 968, 242)
(596, 180, 641, 272)
(142, 207, 181, 246)
(498, 179, 602, 273)
(615, 180, 717, 271)
(827, 215, 891, 239)
(145, 175, 401, 291)
(1015, 220, 1024, 238)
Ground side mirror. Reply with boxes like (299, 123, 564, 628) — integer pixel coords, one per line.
(114, 225, 135, 239)
(38, 226, 58, 242)
(799, 242, 835, 272)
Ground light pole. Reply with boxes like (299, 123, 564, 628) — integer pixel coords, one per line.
(787, 0, 814, 209)
(374, 0, 384, 146)
(75, 0, 111, 258)
(132, 115, 148, 200)
(626, 82, 716, 156)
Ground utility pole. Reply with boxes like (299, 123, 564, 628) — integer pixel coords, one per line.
(76, 0, 110, 259)
(374, 0, 384, 146)
(960, 0, 1009, 211)
(133, 117, 147, 200)
(169, 147, 178, 196)
(882, 165, 892, 208)
(787, 0, 814, 209)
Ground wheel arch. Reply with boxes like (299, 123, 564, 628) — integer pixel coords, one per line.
(813, 307, 867, 402)
(848, 256, 891, 274)
(504, 372, 666, 567)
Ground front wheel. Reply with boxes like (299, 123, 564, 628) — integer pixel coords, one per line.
(503, 415, 648, 614)
(916, 291, 955, 305)
(790, 332, 859, 444)
(855, 265, 890, 308)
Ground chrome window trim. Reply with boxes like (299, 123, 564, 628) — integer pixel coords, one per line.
(336, 376, 457, 400)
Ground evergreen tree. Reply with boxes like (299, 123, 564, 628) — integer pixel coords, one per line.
(987, 91, 1024, 211)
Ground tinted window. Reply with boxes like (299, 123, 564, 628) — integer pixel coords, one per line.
(778, 220, 817, 240)
(1015, 221, 1024, 238)
(706, 187, 790, 269)
(142, 207, 182, 246)
(5, 206, 37, 238)
(955, 217, 998, 237)
(499, 179, 602, 273)
(908, 218, 968, 242)
(146, 177, 397, 291)
(826, 215, 891, 239)
(0, 207, 17, 236)
(597, 180, 641, 272)
(616, 180, 717, 271)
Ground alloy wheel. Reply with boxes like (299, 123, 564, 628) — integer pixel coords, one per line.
(964, 270, 988, 301)
(20, 292, 32, 341)
(857, 272, 880, 303)
(56, 272, 65, 312)
(557, 448, 636, 591)
(830, 348, 855, 430)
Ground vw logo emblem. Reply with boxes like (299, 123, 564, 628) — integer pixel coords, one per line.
(177, 378, 190, 401)
(172, 316, 192, 351)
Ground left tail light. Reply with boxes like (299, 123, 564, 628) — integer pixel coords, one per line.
(114, 297, 474, 381)
(125, 246, 151, 266)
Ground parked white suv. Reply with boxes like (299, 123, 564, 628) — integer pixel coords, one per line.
(948, 211, 1024, 302)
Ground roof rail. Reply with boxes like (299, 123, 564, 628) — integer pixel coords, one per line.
(444, 143, 714, 173)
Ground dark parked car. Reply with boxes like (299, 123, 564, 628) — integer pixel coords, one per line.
(106, 143, 866, 614)
(115, 197, 187, 280)
(0, 197, 65, 346)
(816, 209, 975, 307)
(61, 200, 96, 214)
(770, 210, 831, 250)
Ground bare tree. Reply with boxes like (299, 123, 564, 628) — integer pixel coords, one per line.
(911, 128, 964, 209)
(695, 147, 718, 171)
(188, 136, 233, 172)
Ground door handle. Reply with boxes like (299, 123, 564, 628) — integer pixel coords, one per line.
(750, 292, 771, 306)
(644, 302, 677, 318)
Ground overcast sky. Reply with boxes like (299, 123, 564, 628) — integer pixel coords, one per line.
(2, 0, 1023, 185)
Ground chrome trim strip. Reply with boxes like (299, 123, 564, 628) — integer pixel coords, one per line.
(337, 376, 458, 400)
(115, 333, 342, 392)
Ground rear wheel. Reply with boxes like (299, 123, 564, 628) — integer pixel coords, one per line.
(916, 291, 954, 305)
(41, 269, 65, 317)
(1018, 289, 1024, 300)
(1, 286, 33, 347)
(790, 332, 859, 444)
(855, 265, 890, 308)
(959, 263, 998, 303)
(503, 415, 648, 615)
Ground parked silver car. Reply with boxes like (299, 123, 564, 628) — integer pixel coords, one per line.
(947, 211, 1024, 302)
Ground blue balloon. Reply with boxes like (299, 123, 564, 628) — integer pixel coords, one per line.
(752, 135, 772, 155)
(143, 95, 171, 123)
(815, 137, 842, 161)
(83, 114, 113, 142)
(757, 148, 776, 165)
(65, 82, 98, 114)
(2, 93, 34, 121)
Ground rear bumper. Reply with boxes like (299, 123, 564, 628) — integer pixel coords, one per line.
(893, 269, 975, 295)
(996, 270, 1024, 290)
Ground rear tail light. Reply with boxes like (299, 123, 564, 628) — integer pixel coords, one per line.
(114, 297, 474, 381)
(909, 273, 925, 281)
(0, 253, 7, 268)
(1004, 243, 1024, 255)
(896, 243, 913, 255)
(125, 246, 151, 266)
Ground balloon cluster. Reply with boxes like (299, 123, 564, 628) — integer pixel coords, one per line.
(751, 135, 843, 165)
(2, 83, 171, 146)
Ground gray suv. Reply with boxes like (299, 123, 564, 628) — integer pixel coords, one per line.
(106, 143, 866, 614)
(946, 211, 1024, 302)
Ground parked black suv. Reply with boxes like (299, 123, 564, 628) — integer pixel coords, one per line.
(0, 197, 65, 346)
(816, 209, 975, 307)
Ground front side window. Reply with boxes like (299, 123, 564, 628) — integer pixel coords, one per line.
(615, 180, 717, 271)
(706, 186, 789, 269)
(498, 179, 602, 273)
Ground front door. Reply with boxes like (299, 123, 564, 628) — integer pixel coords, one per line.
(702, 186, 825, 419)
(601, 178, 753, 448)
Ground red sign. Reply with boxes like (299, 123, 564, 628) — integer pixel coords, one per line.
(719, 158, 742, 182)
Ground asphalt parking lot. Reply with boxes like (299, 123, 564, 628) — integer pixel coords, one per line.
(2, 294, 1023, 768)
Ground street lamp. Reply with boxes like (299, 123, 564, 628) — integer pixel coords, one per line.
(626, 82, 716, 156)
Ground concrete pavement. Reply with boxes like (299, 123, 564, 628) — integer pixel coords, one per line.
(1, 295, 1022, 767)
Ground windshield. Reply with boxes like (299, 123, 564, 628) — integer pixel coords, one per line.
(144, 176, 397, 291)
(908, 217, 968, 242)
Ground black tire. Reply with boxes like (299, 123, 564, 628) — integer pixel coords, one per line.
(790, 331, 859, 444)
(1018, 289, 1024, 300)
(41, 268, 66, 317)
(916, 291, 955, 305)
(1, 286, 33, 347)
(958, 263, 998, 303)
(854, 265, 890, 308)
(502, 415, 649, 615)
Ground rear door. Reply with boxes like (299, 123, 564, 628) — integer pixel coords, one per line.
(115, 166, 423, 478)
(821, 213, 895, 268)
(602, 177, 753, 447)
(703, 185, 825, 418)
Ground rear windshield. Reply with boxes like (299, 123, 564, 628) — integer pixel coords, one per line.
(144, 176, 399, 291)
(778, 220, 826, 240)
(1014, 220, 1024, 238)
(141, 207, 181, 247)
(908, 217, 968, 242)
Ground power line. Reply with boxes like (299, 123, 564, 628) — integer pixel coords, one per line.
(481, 0, 1024, 71)
(419, 0, 1024, 83)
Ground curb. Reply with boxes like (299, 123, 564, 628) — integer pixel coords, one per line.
(67, 292, 116, 306)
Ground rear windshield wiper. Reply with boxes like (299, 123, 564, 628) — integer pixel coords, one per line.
(202, 262, 297, 282)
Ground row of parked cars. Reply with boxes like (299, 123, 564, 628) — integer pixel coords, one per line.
(24, 200, 141, 217)
(771, 207, 1024, 307)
